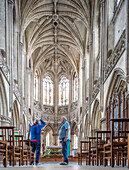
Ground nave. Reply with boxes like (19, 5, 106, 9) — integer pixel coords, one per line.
(0, 0, 129, 168)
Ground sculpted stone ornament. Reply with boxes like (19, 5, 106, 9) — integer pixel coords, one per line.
(58, 106, 68, 115)
(43, 106, 54, 114)
(71, 101, 78, 112)
(0, 115, 11, 123)
(0, 50, 9, 81)
(104, 30, 126, 79)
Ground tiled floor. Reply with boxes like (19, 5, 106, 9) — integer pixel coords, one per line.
(0, 163, 127, 170)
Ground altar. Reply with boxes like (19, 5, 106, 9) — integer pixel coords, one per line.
(43, 146, 63, 158)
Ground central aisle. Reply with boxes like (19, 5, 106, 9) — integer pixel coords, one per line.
(0, 164, 127, 170)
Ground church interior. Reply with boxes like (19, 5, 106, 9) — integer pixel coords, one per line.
(0, 0, 129, 168)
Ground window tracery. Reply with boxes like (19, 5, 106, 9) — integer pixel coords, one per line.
(43, 76, 53, 105)
(59, 76, 69, 106)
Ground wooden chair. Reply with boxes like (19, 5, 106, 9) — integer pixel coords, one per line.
(9, 134, 23, 166)
(0, 126, 15, 166)
(78, 140, 91, 165)
(104, 88, 129, 167)
(22, 140, 34, 165)
(104, 118, 129, 167)
(0, 140, 8, 167)
(89, 136, 102, 166)
(91, 130, 111, 166)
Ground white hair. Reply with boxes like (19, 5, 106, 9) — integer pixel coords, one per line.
(62, 116, 67, 121)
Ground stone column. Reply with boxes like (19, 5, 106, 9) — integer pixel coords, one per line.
(8, 0, 14, 124)
(31, 64, 34, 122)
(68, 74, 72, 114)
(100, 0, 106, 120)
(5, 0, 9, 67)
(53, 134, 59, 145)
(126, 0, 129, 86)
(40, 131, 44, 155)
(88, 35, 93, 130)
(0, 0, 6, 50)
(40, 74, 43, 110)
(82, 57, 86, 139)
(19, 41, 23, 133)
(71, 134, 74, 156)
(54, 73, 58, 116)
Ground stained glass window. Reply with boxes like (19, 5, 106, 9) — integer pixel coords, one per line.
(73, 73, 78, 102)
(59, 76, 69, 105)
(34, 71, 38, 101)
(43, 76, 53, 105)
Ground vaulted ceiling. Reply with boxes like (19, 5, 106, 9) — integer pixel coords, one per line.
(21, 0, 91, 77)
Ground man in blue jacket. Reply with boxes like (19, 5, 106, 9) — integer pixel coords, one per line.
(30, 119, 46, 165)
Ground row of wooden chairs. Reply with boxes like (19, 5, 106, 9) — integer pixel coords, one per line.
(78, 87, 129, 168)
(78, 125, 129, 167)
(0, 126, 34, 167)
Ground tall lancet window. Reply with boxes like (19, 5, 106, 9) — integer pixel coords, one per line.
(43, 76, 53, 105)
(73, 73, 78, 102)
(59, 76, 69, 105)
(34, 71, 39, 101)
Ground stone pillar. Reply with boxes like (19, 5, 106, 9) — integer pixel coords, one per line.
(40, 74, 43, 110)
(31, 64, 34, 122)
(19, 42, 23, 133)
(100, 0, 106, 119)
(0, 0, 6, 50)
(53, 134, 59, 145)
(71, 134, 74, 156)
(68, 74, 72, 114)
(41, 131, 44, 154)
(8, 0, 14, 124)
(5, 0, 9, 66)
(126, 0, 129, 86)
(88, 35, 93, 130)
(54, 73, 58, 116)
(82, 57, 86, 137)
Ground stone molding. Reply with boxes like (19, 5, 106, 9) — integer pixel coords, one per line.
(0, 50, 9, 82)
(104, 29, 126, 81)
(0, 115, 11, 123)
(70, 101, 78, 112)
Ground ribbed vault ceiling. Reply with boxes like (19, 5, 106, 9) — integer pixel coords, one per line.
(21, 0, 91, 76)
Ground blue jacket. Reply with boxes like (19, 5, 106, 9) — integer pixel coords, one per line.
(30, 119, 46, 142)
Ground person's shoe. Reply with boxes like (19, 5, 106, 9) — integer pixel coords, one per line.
(60, 162, 68, 165)
(36, 163, 40, 165)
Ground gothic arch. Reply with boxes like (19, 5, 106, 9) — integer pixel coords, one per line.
(84, 114, 89, 138)
(104, 68, 126, 116)
(23, 114, 27, 138)
(0, 73, 8, 117)
(71, 121, 77, 135)
(92, 100, 101, 136)
(13, 100, 20, 130)
(43, 124, 54, 136)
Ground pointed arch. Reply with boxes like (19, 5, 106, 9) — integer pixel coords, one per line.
(0, 72, 8, 117)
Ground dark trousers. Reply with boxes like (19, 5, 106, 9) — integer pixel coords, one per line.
(31, 141, 41, 163)
(62, 139, 69, 163)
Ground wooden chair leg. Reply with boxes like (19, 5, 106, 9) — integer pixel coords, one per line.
(117, 151, 119, 166)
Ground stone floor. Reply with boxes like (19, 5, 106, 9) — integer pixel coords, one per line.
(0, 163, 127, 170)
